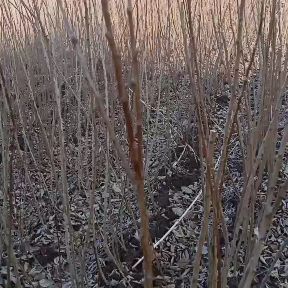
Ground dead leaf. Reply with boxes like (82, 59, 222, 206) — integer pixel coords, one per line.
(39, 279, 54, 287)
(172, 207, 184, 216)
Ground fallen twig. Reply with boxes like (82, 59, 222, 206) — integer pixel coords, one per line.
(132, 189, 202, 269)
